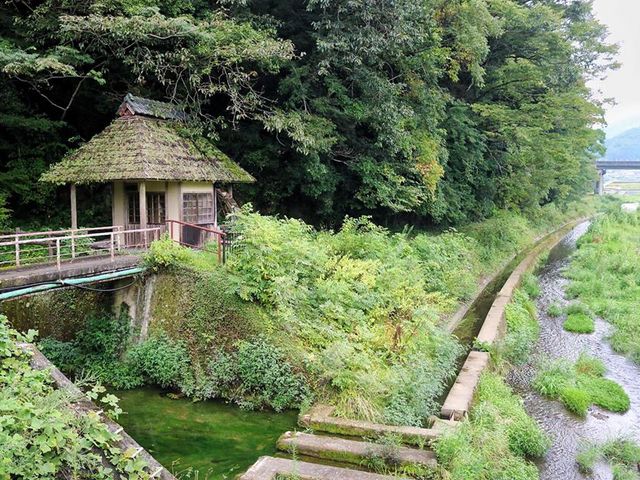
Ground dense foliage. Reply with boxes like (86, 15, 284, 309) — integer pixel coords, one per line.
(565, 211, 640, 362)
(0, 315, 151, 479)
(136, 202, 594, 426)
(0, 0, 615, 228)
(39, 313, 308, 412)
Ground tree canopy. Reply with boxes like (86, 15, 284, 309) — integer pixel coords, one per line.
(0, 0, 616, 227)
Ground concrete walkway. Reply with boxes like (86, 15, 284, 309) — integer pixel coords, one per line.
(239, 456, 406, 480)
(0, 255, 142, 290)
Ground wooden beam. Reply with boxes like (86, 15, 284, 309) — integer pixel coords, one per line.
(139, 181, 147, 246)
(70, 184, 78, 230)
(138, 181, 147, 228)
(213, 184, 218, 228)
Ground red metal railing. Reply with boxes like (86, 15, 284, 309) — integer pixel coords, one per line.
(165, 220, 225, 264)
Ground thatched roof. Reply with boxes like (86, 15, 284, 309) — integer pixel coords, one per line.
(41, 115, 254, 185)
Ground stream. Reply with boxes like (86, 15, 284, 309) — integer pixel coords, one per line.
(508, 221, 640, 480)
(113, 387, 298, 479)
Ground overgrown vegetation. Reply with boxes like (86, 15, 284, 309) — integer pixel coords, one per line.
(39, 314, 307, 412)
(566, 212, 640, 361)
(434, 278, 549, 480)
(533, 353, 630, 416)
(0, 315, 151, 479)
(435, 372, 549, 480)
(500, 288, 540, 366)
(577, 438, 640, 480)
(74, 201, 591, 425)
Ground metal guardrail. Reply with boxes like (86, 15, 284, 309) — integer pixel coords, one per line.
(166, 219, 226, 264)
(0, 226, 163, 270)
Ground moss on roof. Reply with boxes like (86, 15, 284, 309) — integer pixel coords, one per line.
(41, 116, 254, 185)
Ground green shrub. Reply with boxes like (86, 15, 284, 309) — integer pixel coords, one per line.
(563, 313, 595, 334)
(127, 333, 190, 389)
(144, 234, 192, 271)
(39, 312, 143, 389)
(233, 337, 310, 411)
(0, 315, 149, 478)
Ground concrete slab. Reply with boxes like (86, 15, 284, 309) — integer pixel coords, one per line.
(299, 405, 440, 446)
(441, 351, 490, 420)
(277, 432, 436, 468)
(239, 456, 406, 480)
(0, 255, 142, 290)
(475, 294, 510, 346)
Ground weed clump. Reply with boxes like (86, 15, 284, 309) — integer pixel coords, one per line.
(577, 438, 640, 480)
(533, 353, 630, 416)
(546, 302, 563, 317)
(500, 289, 539, 365)
(563, 313, 595, 334)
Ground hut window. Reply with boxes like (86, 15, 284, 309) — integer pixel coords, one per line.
(147, 193, 166, 224)
(126, 187, 165, 225)
(183, 193, 214, 224)
(126, 187, 140, 224)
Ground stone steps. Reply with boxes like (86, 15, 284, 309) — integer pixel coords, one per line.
(277, 431, 437, 469)
(238, 456, 406, 480)
(299, 405, 452, 446)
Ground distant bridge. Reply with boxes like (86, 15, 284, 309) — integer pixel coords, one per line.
(595, 160, 640, 170)
(594, 160, 640, 195)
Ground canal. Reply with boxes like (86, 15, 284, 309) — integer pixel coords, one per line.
(113, 387, 298, 479)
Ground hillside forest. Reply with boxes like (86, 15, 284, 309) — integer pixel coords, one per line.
(0, 0, 617, 230)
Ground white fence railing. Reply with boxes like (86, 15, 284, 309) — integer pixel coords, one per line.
(0, 226, 163, 271)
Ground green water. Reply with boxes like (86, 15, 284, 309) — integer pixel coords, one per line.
(113, 387, 298, 479)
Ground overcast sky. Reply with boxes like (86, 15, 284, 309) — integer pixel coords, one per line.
(590, 0, 640, 138)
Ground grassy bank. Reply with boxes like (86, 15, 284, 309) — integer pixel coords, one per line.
(435, 372, 549, 480)
(565, 211, 640, 362)
(40, 199, 606, 427)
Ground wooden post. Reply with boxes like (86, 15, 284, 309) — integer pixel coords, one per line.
(139, 181, 147, 246)
(70, 184, 78, 258)
(15, 231, 20, 267)
(213, 184, 218, 228)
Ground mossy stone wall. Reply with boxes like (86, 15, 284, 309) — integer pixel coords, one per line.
(1, 287, 112, 340)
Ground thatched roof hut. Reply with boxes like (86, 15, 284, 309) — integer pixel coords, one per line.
(42, 94, 254, 243)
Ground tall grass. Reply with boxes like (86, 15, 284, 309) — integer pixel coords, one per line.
(533, 353, 630, 416)
(566, 211, 640, 361)
(434, 372, 549, 480)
